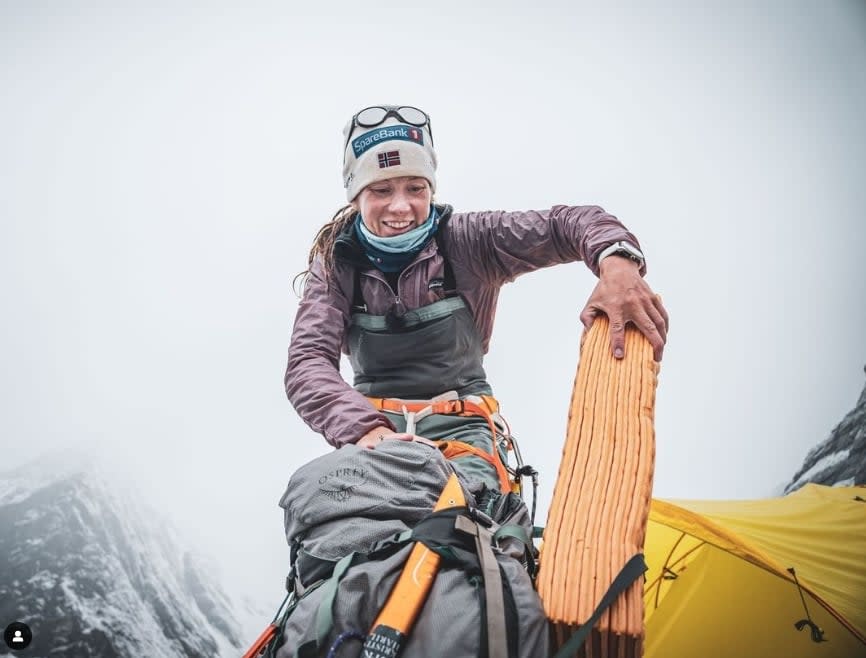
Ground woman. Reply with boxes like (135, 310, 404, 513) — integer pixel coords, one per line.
(285, 105, 668, 492)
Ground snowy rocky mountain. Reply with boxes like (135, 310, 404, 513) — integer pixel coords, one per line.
(0, 455, 246, 657)
(785, 365, 866, 493)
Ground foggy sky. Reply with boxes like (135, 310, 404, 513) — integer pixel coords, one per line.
(2, 0, 865, 641)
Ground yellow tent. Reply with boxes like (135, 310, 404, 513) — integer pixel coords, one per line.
(644, 484, 866, 658)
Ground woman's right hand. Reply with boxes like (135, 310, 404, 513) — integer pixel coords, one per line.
(355, 426, 436, 449)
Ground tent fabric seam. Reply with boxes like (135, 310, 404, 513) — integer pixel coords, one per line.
(650, 500, 866, 646)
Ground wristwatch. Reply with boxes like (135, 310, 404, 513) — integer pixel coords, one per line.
(597, 241, 645, 269)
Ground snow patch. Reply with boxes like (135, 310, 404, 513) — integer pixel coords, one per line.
(788, 449, 851, 491)
(1, 447, 246, 657)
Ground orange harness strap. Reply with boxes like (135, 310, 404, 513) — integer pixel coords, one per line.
(436, 439, 511, 494)
(367, 396, 512, 493)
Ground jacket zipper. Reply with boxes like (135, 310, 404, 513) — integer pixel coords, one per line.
(359, 245, 439, 312)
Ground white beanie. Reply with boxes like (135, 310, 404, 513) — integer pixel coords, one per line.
(342, 112, 437, 202)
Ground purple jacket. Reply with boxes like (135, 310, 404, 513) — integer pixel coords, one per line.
(285, 204, 644, 447)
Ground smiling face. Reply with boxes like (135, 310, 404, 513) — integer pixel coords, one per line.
(353, 176, 432, 237)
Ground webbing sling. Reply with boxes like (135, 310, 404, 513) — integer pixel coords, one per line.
(551, 554, 648, 658)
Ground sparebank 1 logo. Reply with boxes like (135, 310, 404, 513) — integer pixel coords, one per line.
(352, 124, 424, 158)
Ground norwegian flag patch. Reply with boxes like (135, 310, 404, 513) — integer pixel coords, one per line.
(377, 150, 401, 168)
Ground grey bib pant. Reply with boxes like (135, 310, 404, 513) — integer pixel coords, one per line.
(348, 296, 503, 489)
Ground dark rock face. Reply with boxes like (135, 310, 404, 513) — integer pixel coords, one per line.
(0, 462, 242, 657)
(785, 366, 866, 494)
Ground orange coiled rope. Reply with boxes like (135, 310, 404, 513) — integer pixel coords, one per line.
(537, 316, 660, 658)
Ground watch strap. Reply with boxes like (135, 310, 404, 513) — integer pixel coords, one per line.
(597, 241, 644, 268)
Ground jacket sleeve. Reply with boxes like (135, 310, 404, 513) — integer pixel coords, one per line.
(284, 257, 396, 447)
(444, 205, 646, 285)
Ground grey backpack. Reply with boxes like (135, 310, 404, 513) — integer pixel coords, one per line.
(268, 441, 548, 658)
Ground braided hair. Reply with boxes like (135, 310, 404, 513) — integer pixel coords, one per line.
(293, 204, 356, 295)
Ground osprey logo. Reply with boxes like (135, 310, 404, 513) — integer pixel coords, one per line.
(317, 467, 367, 502)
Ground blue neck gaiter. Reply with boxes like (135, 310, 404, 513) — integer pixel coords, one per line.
(355, 206, 439, 272)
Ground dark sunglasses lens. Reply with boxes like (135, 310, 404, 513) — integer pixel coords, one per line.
(356, 107, 388, 126)
(397, 107, 427, 126)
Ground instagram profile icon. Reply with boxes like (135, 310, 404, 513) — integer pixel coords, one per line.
(3, 622, 32, 650)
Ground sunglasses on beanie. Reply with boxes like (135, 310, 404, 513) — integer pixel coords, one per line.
(344, 105, 434, 151)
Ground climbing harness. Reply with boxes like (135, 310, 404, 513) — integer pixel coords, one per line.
(366, 392, 533, 497)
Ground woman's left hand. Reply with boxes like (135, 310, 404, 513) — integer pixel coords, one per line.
(579, 256, 669, 362)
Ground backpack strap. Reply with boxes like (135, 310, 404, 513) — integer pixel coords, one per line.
(493, 524, 537, 580)
(433, 224, 458, 298)
(551, 553, 648, 658)
(293, 552, 361, 658)
(351, 266, 367, 313)
(301, 504, 520, 658)
(312, 552, 359, 655)
(455, 514, 508, 658)
(296, 530, 419, 658)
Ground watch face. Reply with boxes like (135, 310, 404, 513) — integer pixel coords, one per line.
(617, 242, 644, 262)
(617, 250, 639, 262)
(598, 241, 644, 267)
